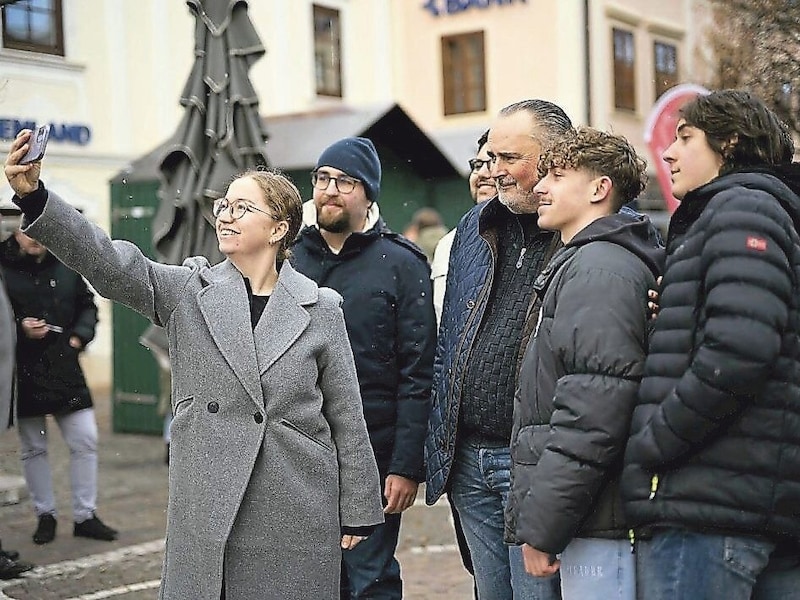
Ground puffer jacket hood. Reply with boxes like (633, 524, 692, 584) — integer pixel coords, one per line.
(567, 211, 664, 279)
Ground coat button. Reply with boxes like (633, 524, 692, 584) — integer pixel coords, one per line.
(253, 413, 264, 424)
(466, 299, 476, 309)
(207, 401, 219, 413)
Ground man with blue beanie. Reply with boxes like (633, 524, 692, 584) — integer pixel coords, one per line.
(291, 137, 436, 599)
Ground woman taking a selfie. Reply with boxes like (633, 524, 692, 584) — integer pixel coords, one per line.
(4, 129, 383, 600)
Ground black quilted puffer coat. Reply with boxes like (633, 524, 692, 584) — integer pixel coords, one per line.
(623, 167, 800, 542)
(505, 213, 663, 554)
(425, 198, 556, 504)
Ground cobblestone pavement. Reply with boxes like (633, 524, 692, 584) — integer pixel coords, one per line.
(0, 392, 474, 599)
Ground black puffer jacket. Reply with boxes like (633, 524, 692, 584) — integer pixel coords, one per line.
(622, 167, 800, 541)
(506, 213, 663, 554)
(290, 218, 436, 482)
(0, 236, 97, 418)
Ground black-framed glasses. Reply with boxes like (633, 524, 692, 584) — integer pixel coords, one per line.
(468, 158, 491, 172)
(311, 170, 361, 194)
(212, 198, 275, 221)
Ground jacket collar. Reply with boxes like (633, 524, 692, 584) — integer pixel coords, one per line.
(197, 260, 315, 409)
(533, 245, 578, 296)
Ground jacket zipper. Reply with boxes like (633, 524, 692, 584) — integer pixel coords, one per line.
(515, 247, 527, 269)
(629, 474, 661, 555)
(648, 474, 660, 500)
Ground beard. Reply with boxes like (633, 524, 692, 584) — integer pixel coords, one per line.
(316, 204, 351, 233)
(498, 181, 539, 214)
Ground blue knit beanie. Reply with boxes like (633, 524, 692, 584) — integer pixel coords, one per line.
(315, 137, 381, 202)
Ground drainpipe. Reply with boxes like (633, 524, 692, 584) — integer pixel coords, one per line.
(584, 0, 592, 125)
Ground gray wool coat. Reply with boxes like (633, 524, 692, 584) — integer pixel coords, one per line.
(22, 190, 384, 600)
(0, 271, 14, 430)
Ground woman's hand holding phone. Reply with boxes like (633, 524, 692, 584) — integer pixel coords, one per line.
(4, 129, 43, 198)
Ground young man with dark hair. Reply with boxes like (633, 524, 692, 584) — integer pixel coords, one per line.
(506, 127, 663, 599)
(623, 89, 800, 599)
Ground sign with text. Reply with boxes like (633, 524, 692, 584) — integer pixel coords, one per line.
(423, 0, 527, 17)
(0, 118, 92, 146)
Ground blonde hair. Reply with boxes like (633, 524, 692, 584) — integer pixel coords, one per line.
(234, 168, 303, 262)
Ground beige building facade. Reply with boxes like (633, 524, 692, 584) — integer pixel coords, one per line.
(0, 0, 701, 390)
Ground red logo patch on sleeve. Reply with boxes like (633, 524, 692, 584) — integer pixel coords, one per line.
(746, 236, 768, 252)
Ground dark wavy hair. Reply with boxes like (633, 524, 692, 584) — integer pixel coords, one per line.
(680, 90, 794, 175)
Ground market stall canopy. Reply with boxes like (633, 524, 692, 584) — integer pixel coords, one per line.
(263, 103, 461, 179)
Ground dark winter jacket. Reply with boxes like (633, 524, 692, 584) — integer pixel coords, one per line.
(290, 213, 436, 482)
(622, 167, 800, 542)
(425, 197, 557, 504)
(0, 235, 97, 418)
(505, 213, 663, 554)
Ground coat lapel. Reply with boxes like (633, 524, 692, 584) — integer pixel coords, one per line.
(197, 261, 263, 408)
(253, 262, 317, 375)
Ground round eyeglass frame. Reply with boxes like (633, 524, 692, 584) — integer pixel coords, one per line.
(311, 170, 360, 194)
(212, 198, 276, 221)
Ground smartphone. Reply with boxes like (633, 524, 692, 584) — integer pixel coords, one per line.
(20, 125, 50, 165)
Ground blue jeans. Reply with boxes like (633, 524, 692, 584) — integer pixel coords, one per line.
(560, 537, 635, 600)
(449, 443, 561, 600)
(636, 528, 800, 600)
(340, 512, 402, 599)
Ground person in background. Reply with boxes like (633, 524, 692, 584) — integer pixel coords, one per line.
(4, 132, 384, 600)
(291, 136, 436, 600)
(0, 228, 117, 546)
(430, 129, 494, 323)
(623, 89, 800, 599)
(0, 222, 34, 579)
(506, 127, 662, 599)
(403, 206, 448, 264)
(426, 99, 572, 600)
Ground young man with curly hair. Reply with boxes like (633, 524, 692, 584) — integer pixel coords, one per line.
(506, 127, 663, 599)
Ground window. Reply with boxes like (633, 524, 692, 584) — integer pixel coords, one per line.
(654, 41, 678, 99)
(442, 31, 486, 116)
(313, 5, 342, 97)
(1, 0, 64, 56)
(613, 28, 635, 111)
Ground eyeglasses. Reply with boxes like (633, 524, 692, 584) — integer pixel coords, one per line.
(212, 198, 275, 221)
(468, 158, 491, 172)
(311, 170, 361, 194)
